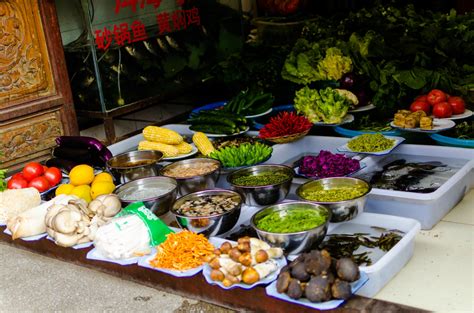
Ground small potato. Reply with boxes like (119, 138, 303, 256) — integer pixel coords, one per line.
(209, 257, 221, 269)
(237, 241, 251, 253)
(238, 252, 252, 267)
(237, 236, 251, 245)
(228, 248, 242, 262)
(222, 278, 233, 287)
(242, 267, 260, 285)
(213, 248, 222, 256)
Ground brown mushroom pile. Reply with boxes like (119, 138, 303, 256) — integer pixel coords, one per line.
(276, 249, 360, 302)
(207, 236, 284, 287)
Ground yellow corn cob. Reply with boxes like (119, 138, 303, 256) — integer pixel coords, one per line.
(143, 126, 183, 145)
(192, 132, 215, 156)
(174, 141, 193, 154)
(138, 140, 179, 157)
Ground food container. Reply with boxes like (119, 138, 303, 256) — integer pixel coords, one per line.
(296, 177, 371, 222)
(250, 201, 331, 255)
(227, 164, 294, 206)
(114, 176, 178, 216)
(160, 158, 221, 196)
(170, 189, 242, 237)
(106, 150, 163, 184)
(325, 212, 421, 297)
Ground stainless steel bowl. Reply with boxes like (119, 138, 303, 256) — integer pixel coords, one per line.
(106, 150, 163, 184)
(170, 189, 242, 237)
(250, 201, 331, 255)
(160, 158, 221, 196)
(115, 176, 178, 216)
(227, 164, 294, 206)
(296, 177, 371, 222)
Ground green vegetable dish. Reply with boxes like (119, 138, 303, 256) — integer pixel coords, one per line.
(347, 133, 395, 152)
(209, 142, 272, 168)
(256, 207, 328, 233)
(231, 171, 291, 186)
(300, 185, 369, 202)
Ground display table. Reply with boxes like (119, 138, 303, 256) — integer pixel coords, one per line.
(1, 189, 472, 311)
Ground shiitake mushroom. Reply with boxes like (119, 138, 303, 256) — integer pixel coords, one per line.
(331, 279, 352, 300)
(276, 271, 291, 293)
(336, 258, 360, 282)
(287, 279, 303, 300)
(291, 262, 310, 282)
(305, 275, 331, 303)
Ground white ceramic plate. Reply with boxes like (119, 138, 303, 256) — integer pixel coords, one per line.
(348, 103, 376, 113)
(265, 271, 369, 310)
(245, 108, 273, 119)
(390, 119, 455, 133)
(431, 109, 473, 120)
(199, 126, 250, 138)
(202, 237, 287, 290)
(162, 144, 198, 161)
(313, 114, 354, 127)
(337, 135, 405, 156)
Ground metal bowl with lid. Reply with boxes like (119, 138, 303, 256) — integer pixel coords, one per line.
(114, 176, 178, 216)
(296, 177, 371, 222)
(160, 158, 221, 196)
(106, 150, 163, 184)
(170, 189, 242, 237)
(250, 201, 331, 255)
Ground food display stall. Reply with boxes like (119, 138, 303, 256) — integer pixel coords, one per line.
(0, 1, 473, 312)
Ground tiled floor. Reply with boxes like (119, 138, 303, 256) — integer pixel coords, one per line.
(80, 103, 193, 141)
(374, 189, 474, 312)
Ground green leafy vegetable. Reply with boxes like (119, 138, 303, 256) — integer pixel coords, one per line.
(294, 86, 351, 124)
(281, 39, 352, 85)
(0, 169, 6, 192)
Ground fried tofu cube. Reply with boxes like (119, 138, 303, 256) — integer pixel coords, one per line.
(420, 116, 433, 130)
(404, 116, 417, 128)
(393, 113, 406, 127)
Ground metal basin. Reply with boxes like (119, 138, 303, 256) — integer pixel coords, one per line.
(106, 150, 163, 184)
(296, 177, 371, 222)
(170, 189, 242, 237)
(250, 201, 331, 255)
(161, 158, 221, 196)
(227, 164, 294, 206)
(115, 176, 178, 216)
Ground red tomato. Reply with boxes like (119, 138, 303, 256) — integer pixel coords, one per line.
(447, 96, 465, 115)
(22, 162, 44, 181)
(432, 102, 453, 118)
(427, 89, 447, 106)
(410, 101, 431, 114)
(44, 167, 62, 187)
(28, 176, 50, 193)
(7, 177, 28, 189)
(11, 172, 26, 181)
(415, 95, 428, 103)
(42, 165, 49, 172)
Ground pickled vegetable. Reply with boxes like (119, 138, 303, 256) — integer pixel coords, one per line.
(300, 185, 368, 202)
(231, 172, 291, 186)
(347, 133, 395, 152)
(256, 207, 328, 233)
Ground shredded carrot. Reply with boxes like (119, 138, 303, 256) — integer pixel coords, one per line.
(149, 230, 215, 271)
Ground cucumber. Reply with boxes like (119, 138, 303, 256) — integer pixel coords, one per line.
(188, 116, 236, 128)
(189, 124, 236, 135)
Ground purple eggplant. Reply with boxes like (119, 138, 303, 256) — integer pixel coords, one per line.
(339, 73, 356, 89)
(55, 136, 113, 162)
(45, 158, 78, 173)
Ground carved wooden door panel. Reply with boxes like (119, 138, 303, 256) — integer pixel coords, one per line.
(0, 0, 78, 172)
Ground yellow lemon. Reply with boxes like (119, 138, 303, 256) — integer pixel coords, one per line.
(69, 164, 95, 186)
(90, 181, 116, 200)
(55, 183, 75, 196)
(92, 172, 114, 184)
(70, 185, 92, 203)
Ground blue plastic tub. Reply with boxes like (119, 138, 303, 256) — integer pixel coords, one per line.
(429, 133, 474, 148)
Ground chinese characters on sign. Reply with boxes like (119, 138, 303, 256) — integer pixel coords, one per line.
(94, 0, 200, 50)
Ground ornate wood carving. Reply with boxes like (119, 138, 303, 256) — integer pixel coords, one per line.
(0, 110, 63, 167)
(0, 0, 55, 108)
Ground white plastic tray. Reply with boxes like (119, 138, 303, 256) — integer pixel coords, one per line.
(108, 124, 474, 230)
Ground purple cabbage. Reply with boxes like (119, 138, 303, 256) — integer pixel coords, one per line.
(299, 150, 360, 178)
